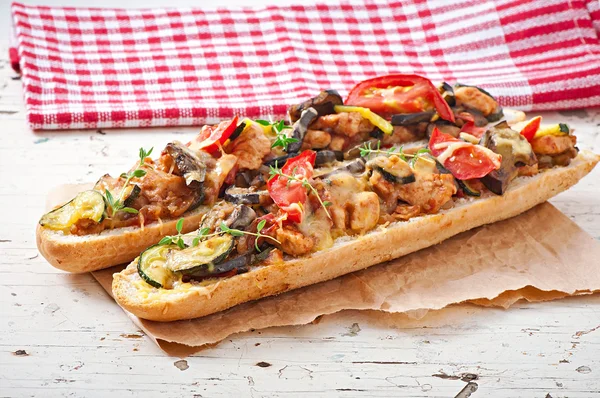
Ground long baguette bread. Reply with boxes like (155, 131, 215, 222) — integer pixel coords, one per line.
(112, 151, 599, 322)
(37, 206, 209, 273)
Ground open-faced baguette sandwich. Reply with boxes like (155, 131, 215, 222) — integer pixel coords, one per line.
(36, 117, 257, 272)
(111, 74, 599, 321)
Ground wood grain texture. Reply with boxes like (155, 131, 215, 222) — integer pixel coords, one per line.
(1, 30, 599, 398)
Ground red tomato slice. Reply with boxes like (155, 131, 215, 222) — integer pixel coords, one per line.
(429, 127, 501, 180)
(267, 150, 316, 223)
(188, 116, 238, 154)
(345, 74, 455, 122)
(519, 116, 542, 142)
(457, 112, 486, 138)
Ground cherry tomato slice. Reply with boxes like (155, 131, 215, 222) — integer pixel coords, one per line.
(267, 150, 316, 224)
(346, 74, 455, 122)
(188, 116, 239, 154)
(429, 127, 500, 180)
(458, 112, 486, 138)
(519, 116, 542, 142)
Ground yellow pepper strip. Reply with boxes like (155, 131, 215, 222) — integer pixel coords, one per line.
(533, 123, 570, 139)
(333, 105, 394, 135)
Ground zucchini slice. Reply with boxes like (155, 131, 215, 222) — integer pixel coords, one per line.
(457, 179, 481, 197)
(534, 123, 570, 139)
(39, 190, 105, 231)
(138, 244, 177, 288)
(165, 234, 235, 275)
(367, 155, 416, 184)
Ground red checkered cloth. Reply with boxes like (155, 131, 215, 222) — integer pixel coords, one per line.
(10, 0, 600, 130)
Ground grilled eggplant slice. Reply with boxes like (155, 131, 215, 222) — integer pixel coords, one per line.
(263, 153, 298, 167)
(391, 111, 436, 126)
(40, 190, 105, 231)
(479, 121, 536, 195)
(315, 150, 343, 166)
(192, 246, 275, 280)
(137, 244, 177, 288)
(287, 107, 319, 153)
(229, 121, 248, 141)
(122, 184, 141, 208)
(225, 205, 257, 230)
(164, 142, 208, 186)
(224, 186, 269, 205)
(165, 235, 235, 276)
(438, 82, 455, 106)
(288, 90, 343, 123)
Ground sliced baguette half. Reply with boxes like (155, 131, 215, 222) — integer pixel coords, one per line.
(37, 206, 209, 273)
(113, 151, 599, 321)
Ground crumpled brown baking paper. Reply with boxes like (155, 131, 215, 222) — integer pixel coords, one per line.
(46, 185, 600, 356)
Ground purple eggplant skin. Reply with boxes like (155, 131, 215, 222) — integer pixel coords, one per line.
(391, 111, 436, 126)
(225, 205, 257, 230)
(287, 107, 319, 154)
(184, 247, 274, 280)
(288, 90, 343, 123)
(315, 150, 343, 166)
(224, 186, 269, 206)
(479, 121, 536, 195)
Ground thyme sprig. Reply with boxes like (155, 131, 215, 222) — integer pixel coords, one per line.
(268, 163, 332, 219)
(104, 147, 153, 218)
(359, 141, 432, 166)
(190, 220, 280, 252)
(256, 119, 297, 151)
(158, 218, 186, 249)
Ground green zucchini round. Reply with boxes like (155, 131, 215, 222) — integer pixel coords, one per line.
(137, 244, 177, 288)
(39, 190, 105, 231)
(165, 234, 235, 276)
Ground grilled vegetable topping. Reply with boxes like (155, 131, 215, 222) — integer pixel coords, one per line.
(164, 142, 208, 187)
(367, 156, 416, 185)
(40, 190, 105, 231)
(457, 179, 481, 197)
(315, 150, 343, 166)
(165, 234, 235, 275)
(225, 205, 257, 230)
(224, 186, 269, 205)
(391, 111, 435, 126)
(287, 108, 319, 153)
(137, 244, 177, 288)
(534, 123, 570, 139)
(288, 90, 343, 123)
(479, 122, 536, 195)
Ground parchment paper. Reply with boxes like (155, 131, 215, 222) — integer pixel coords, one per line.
(46, 185, 600, 356)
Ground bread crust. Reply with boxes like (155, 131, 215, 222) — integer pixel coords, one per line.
(112, 151, 599, 321)
(37, 206, 209, 273)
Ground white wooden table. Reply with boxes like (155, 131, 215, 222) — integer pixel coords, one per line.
(1, 8, 600, 396)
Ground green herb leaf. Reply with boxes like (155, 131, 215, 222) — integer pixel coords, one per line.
(176, 238, 186, 249)
(120, 172, 128, 179)
(199, 227, 210, 236)
(256, 219, 266, 232)
(132, 169, 146, 178)
(120, 207, 139, 214)
(104, 189, 114, 207)
(176, 218, 184, 234)
(255, 119, 271, 126)
(158, 236, 173, 245)
(323, 201, 332, 207)
(192, 237, 200, 247)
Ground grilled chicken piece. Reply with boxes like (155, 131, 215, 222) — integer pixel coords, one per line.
(230, 123, 271, 170)
(311, 112, 374, 138)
